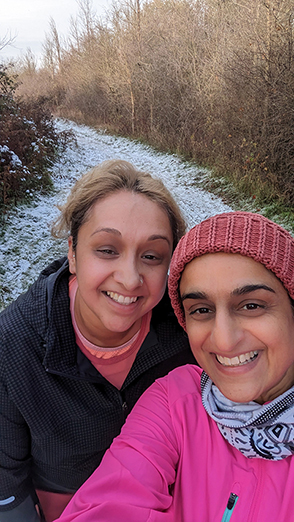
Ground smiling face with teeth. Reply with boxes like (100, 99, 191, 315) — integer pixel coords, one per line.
(180, 252, 294, 404)
(68, 190, 173, 347)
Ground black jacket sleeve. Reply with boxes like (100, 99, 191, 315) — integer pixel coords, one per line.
(0, 321, 36, 513)
(0, 496, 40, 521)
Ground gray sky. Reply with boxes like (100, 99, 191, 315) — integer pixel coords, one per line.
(0, 0, 111, 62)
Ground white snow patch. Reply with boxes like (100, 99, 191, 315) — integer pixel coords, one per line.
(0, 119, 231, 309)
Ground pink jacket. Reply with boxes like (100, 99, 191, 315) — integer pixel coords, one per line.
(57, 365, 294, 522)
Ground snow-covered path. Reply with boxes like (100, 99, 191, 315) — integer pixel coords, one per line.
(0, 119, 231, 309)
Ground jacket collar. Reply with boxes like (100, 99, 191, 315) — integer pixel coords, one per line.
(42, 258, 161, 384)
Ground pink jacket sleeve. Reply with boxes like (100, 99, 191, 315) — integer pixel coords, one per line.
(55, 377, 178, 522)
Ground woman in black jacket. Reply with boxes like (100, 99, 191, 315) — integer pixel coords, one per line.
(0, 159, 195, 522)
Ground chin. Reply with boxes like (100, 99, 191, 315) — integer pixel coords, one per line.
(219, 388, 258, 404)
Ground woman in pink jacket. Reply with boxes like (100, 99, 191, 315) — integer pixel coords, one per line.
(56, 211, 294, 522)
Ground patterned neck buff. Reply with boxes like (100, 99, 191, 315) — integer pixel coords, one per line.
(201, 371, 294, 460)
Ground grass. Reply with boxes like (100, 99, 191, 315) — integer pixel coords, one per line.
(189, 166, 294, 234)
(55, 116, 294, 234)
(88, 122, 294, 234)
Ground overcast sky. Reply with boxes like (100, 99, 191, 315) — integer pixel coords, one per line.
(0, 0, 111, 62)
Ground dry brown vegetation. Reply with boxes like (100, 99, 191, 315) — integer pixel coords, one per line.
(0, 63, 63, 213)
(17, 0, 294, 206)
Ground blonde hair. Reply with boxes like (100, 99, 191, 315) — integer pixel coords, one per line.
(51, 159, 186, 251)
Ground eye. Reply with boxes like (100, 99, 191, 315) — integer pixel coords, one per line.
(142, 253, 159, 260)
(237, 301, 267, 315)
(191, 307, 213, 315)
(141, 252, 163, 264)
(96, 248, 118, 257)
(241, 302, 264, 311)
(183, 304, 214, 319)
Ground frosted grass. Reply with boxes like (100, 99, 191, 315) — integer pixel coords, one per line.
(0, 119, 231, 309)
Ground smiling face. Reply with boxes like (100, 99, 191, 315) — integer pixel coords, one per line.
(179, 252, 294, 404)
(68, 190, 173, 347)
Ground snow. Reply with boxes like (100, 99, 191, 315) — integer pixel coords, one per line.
(0, 119, 231, 310)
(0, 145, 23, 168)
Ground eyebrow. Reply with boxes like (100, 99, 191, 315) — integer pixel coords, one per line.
(91, 228, 171, 245)
(148, 234, 171, 245)
(181, 291, 207, 302)
(232, 284, 276, 296)
(181, 284, 275, 302)
(91, 227, 121, 237)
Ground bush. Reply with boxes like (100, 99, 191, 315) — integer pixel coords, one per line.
(0, 64, 60, 212)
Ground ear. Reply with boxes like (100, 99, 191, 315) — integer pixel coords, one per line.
(68, 236, 76, 274)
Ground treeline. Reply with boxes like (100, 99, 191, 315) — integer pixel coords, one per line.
(18, 0, 294, 206)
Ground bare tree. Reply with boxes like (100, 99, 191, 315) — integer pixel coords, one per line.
(0, 31, 17, 53)
(18, 0, 294, 204)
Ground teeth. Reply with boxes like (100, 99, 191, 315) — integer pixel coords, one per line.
(106, 291, 138, 305)
(216, 351, 258, 367)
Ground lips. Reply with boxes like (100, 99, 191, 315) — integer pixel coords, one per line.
(216, 350, 258, 367)
(105, 291, 139, 305)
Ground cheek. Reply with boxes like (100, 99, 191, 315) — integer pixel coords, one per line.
(152, 277, 168, 302)
(186, 324, 203, 350)
(186, 321, 213, 354)
(253, 323, 284, 346)
(149, 269, 168, 288)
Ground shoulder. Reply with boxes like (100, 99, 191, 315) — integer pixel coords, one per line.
(153, 365, 205, 439)
(122, 364, 203, 447)
(0, 257, 69, 341)
(139, 365, 202, 412)
(160, 364, 202, 400)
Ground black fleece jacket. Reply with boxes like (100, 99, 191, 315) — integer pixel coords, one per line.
(0, 257, 195, 515)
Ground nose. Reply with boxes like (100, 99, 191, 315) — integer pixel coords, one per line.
(210, 312, 243, 353)
(114, 257, 143, 291)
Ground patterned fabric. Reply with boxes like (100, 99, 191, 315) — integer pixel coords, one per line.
(168, 211, 294, 330)
(201, 371, 294, 460)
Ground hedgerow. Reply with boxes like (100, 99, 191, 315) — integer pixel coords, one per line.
(0, 64, 60, 213)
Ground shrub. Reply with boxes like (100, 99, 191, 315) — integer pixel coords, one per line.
(0, 64, 60, 213)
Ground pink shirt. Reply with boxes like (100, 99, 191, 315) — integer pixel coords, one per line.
(37, 277, 150, 521)
(69, 275, 151, 389)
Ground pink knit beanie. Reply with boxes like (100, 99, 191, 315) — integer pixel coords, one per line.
(168, 211, 294, 330)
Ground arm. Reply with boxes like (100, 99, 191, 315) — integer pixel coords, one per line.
(0, 497, 40, 522)
(57, 378, 178, 522)
(0, 370, 39, 521)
